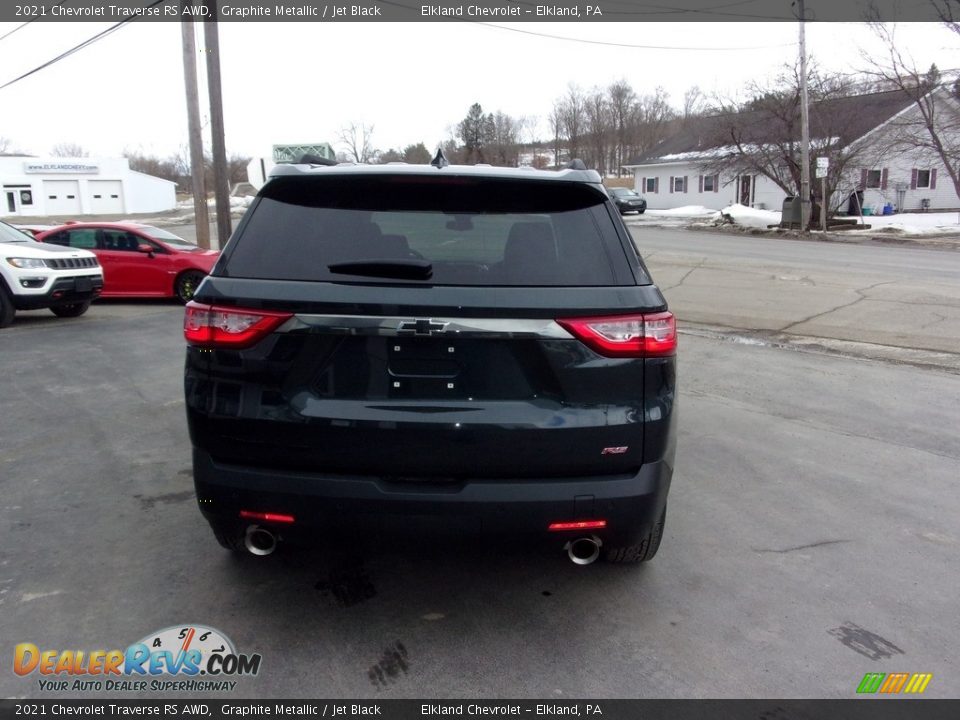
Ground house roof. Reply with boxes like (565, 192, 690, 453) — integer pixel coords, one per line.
(625, 88, 916, 167)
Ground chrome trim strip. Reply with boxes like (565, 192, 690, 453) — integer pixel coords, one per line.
(282, 314, 570, 339)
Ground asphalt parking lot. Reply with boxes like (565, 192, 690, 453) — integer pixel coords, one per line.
(2, 297, 958, 699)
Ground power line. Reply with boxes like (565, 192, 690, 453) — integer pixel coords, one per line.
(0, 0, 165, 91)
(0, 2, 69, 44)
(475, 22, 799, 51)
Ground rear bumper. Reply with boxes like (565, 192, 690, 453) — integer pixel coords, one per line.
(192, 448, 672, 547)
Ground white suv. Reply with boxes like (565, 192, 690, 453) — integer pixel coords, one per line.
(0, 220, 103, 327)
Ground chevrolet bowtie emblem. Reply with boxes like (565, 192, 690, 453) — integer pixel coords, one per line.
(398, 319, 449, 336)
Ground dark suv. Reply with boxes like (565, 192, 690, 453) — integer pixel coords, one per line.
(608, 187, 647, 215)
(184, 160, 677, 565)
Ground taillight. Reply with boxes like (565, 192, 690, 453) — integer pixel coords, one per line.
(548, 520, 608, 532)
(557, 312, 676, 357)
(183, 302, 293, 348)
(239, 510, 295, 524)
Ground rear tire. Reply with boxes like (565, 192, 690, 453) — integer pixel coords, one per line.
(174, 270, 205, 304)
(0, 285, 14, 328)
(210, 520, 244, 552)
(50, 301, 91, 318)
(605, 506, 666, 564)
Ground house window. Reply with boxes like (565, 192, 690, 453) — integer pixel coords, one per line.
(645, 177, 656, 193)
(673, 177, 685, 193)
(703, 175, 715, 192)
(865, 170, 882, 189)
(916, 170, 931, 189)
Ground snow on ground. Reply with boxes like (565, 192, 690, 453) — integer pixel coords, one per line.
(719, 203, 782, 229)
(845, 211, 960, 236)
(626, 202, 960, 237)
(646, 205, 719, 218)
(176, 196, 255, 212)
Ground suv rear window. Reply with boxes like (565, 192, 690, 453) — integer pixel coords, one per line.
(221, 175, 632, 286)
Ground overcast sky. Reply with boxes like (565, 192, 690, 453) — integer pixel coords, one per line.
(0, 20, 954, 160)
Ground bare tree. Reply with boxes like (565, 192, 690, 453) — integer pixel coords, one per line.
(487, 111, 520, 166)
(931, 0, 960, 32)
(227, 152, 252, 185)
(51, 142, 88, 157)
(607, 79, 637, 176)
(378, 148, 403, 164)
(862, 23, 960, 204)
(584, 87, 611, 175)
(697, 63, 887, 211)
(631, 87, 675, 159)
(123, 148, 179, 185)
(548, 101, 565, 167)
(338, 122, 376, 163)
(683, 85, 708, 119)
(561, 84, 586, 161)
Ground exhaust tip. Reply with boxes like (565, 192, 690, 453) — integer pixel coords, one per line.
(244, 525, 277, 556)
(566, 535, 602, 565)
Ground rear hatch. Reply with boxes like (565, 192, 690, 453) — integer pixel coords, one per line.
(187, 172, 669, 480)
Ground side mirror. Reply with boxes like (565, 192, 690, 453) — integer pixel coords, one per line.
(137, 244, 154, 255)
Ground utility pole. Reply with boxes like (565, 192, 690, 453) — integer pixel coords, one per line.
(797, 0, 812, 233)
(180, 11, 210, 250)
(204, 0, 232, 249)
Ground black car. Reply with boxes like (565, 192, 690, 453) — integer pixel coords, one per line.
(608, 186, 647, 215)
(184, 159, 677, 565)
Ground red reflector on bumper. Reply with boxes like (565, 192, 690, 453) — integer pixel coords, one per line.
(548, 520, 607, 532)
(239, 510, 295, 524)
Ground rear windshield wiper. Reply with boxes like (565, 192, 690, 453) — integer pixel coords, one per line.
(328, 259, 433, 281)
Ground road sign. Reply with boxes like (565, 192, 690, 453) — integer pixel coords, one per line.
(816, 157, 829, 169)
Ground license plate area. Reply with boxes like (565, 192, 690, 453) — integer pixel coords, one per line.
(388, 338, 464, 397)
(75, 277, 93, 292)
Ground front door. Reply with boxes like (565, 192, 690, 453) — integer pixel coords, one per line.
(739, 175, 752, 206)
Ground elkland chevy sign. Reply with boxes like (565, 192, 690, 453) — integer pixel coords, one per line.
(24, 161, 100, 174)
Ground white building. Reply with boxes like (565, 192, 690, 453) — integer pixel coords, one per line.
(624, 88, 959, 215)
(0, 156, 176, 218)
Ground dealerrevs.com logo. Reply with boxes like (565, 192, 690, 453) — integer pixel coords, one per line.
(14, 624, 261, 692)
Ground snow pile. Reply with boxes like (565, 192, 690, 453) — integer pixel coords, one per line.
(176, 196, 256, 212)
(230, 196, 255, 211)
(624, 205, 720, 228)
(850, 211, 960, 236)
(719, 203, 781, 229)
(646, 205, 719, 218)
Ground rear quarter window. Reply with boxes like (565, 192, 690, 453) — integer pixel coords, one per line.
(220, 175, 637, 286)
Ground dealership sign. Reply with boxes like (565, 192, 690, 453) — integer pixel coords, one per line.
(24, 162, 100, 174)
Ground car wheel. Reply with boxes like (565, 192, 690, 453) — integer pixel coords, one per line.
(209, 519, 244, 552)
(50, 301, 91, 318)
(175, 270, 205, 304)
(605, 506, 666, 564)
(638, 209, 645, 214)
(0, 285, 14, 328)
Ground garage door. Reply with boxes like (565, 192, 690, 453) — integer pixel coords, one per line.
(88, 180, 124, 214)
(43, 180, 82, 215)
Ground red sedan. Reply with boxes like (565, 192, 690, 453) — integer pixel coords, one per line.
(37, 223, 219, 303)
